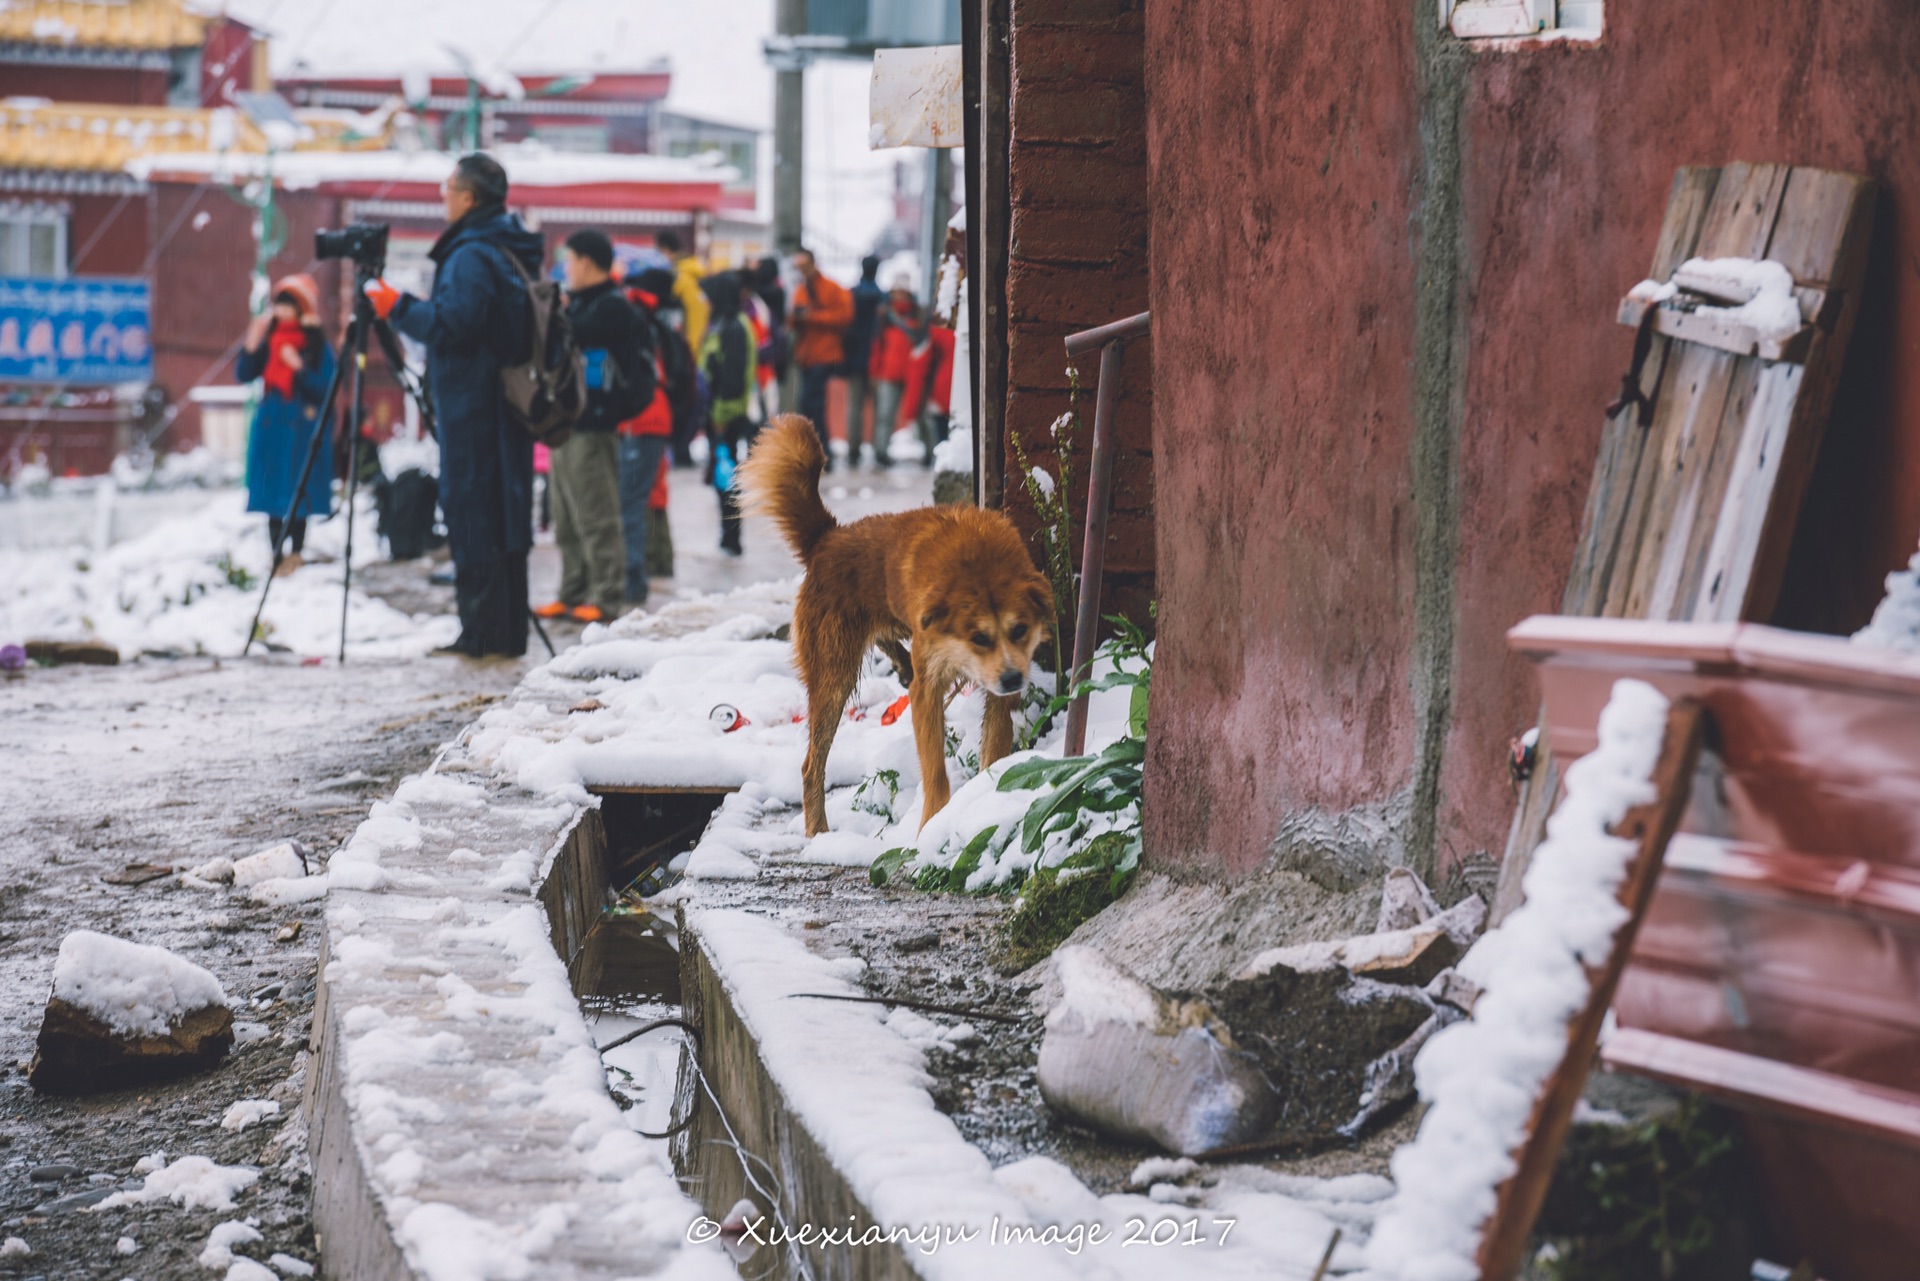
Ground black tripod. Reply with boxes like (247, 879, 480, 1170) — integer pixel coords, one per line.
(241, 275, 555, 662)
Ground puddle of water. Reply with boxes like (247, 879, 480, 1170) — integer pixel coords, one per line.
(583, 911, 690, 1136)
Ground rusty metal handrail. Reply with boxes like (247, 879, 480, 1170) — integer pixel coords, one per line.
(1061, 310, 1150, 756)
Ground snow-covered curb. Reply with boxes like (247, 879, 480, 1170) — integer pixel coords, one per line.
(1364, 679, 1671, 1280)
(304, 765, 731, 1281)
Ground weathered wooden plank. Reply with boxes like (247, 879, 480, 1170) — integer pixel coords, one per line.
(1477, 701, 1705, 1281)
(1665, 359, 1762, 618)
(1647, 166, 1721, 282)
(1618, 344, 1738, 619)
(1738, 169, 1878, 623)
(1615, 298, 1813, 365)
(1692, 160, 1791, 260)
(1694, 362, 1806, 622)
(1498, 163, 1872, 928)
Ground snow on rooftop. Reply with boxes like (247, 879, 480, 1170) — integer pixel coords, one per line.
(127, 140, 740, 191)
(51, 930, 229, 1039)
(226, 0, 769, 133)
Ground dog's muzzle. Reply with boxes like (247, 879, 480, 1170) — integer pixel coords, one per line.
(997, 670, 1026, 695)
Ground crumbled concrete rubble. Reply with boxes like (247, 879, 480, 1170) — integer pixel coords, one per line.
(1036, 873, 1487, 1156)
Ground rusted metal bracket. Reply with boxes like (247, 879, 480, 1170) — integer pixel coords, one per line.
(1061, 310, 1150, 757)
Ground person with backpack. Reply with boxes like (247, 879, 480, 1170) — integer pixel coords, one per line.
(700, 272, 758, 557)
(626, 268, 697, 589)
(534, 228, 647, 624)
(366, 152, 545, 659)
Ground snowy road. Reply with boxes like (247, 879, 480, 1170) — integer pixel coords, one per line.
(0, 462, 933, 1276)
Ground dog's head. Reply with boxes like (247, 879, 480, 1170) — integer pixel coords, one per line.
(917, 571, 1054, 697)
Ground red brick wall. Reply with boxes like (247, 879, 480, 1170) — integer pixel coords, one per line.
(1001, 0, 1154, 629)
(150, 184, 345, 452)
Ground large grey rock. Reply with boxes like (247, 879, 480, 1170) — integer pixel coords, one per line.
(1037, 942, 1452, 1155)
(1037, 947, 1275, 1155)
(29, 996, 233, 1094)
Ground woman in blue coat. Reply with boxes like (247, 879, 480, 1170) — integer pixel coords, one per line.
(237, 273, 335, 575)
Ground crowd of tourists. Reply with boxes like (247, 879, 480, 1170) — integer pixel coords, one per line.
(237, 151, 958, 660)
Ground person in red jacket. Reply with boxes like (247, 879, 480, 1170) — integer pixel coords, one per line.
(867, 276, 920, 468)
(902, 318, 957, 466)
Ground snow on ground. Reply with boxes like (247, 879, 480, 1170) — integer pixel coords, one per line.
(93, 1155, 261, 1214)
(0, 487, 458, 660)
(1361, 679, 1672, 1281)
(51, 930, 229, 1038)
(461, 576, 1140, 890)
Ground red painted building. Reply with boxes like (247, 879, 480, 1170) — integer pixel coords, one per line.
(974, 1, 1920, 892)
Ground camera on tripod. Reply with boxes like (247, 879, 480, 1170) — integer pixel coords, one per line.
(315, 222, 389, 278)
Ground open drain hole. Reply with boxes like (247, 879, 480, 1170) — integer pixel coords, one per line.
(560, 787, 731, 1137)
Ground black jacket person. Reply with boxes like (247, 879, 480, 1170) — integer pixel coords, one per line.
(367, 153, 540, 657)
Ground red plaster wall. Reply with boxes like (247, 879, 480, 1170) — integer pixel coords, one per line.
(1002, 0, 1154, 626)
(1144, 3, 1424, 876)
(1144, 0, 1920, 879)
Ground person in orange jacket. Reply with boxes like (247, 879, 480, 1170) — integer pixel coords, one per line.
(902, 317, 957, 466)
(788, 247, 853, 468)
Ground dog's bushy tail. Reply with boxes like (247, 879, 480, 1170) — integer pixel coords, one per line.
(737, 413, 835, 564)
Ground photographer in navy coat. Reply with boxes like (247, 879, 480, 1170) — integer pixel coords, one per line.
(365, 153, 542, 659)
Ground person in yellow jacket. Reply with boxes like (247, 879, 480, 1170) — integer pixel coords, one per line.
(655, 229, 710, 355)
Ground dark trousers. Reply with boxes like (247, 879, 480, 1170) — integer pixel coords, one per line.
(452, 552, 529, 657)
(268, 516, 307, 556)
(714, 414, 759, 552)
(797, 365, 834, 458)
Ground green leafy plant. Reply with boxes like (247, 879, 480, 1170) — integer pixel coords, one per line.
(217, 553, 256, 591)
(1537, 1098, 1763, 1281)
(852, 768, 901, 821)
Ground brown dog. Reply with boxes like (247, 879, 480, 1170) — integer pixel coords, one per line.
(738, 415, 1054, 835)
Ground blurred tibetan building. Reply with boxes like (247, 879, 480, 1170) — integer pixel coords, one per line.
(1, 0, 762, 479)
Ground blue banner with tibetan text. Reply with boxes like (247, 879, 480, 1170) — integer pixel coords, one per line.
(0, 276, 153, 386)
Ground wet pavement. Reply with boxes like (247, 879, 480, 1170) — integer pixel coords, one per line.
(0, 461, 933, 1278)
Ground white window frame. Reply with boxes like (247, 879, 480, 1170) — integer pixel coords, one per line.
(0, 201, 70, 279)
(1441, 0, 1602, 40)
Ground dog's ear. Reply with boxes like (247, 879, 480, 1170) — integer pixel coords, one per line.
(1025, 576, 1054, 617)
(918, 603, 950, 631)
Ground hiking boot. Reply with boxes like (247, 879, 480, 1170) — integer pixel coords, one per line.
(533, 600, 572, 619)
(570, 604, 607, 624)
(272, 553, 304, 579)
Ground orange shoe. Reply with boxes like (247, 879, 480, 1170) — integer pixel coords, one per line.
(533, 600, 571, 619)
(570, 603, 607, 623)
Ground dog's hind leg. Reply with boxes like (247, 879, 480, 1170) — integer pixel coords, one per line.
(876, 638, 914, 686)
(981, 692, 1016, 770)
(911, 671, 954, 829)
(799, 629, 864, 836)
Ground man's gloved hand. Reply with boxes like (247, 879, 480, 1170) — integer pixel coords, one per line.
(363, 278, 402, 320)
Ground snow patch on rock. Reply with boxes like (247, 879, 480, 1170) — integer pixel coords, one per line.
(51, 930, 228, 1038)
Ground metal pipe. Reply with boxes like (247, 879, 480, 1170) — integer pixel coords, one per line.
(1062, 334, 1127, 756)
(1063, 310, 1150, 357)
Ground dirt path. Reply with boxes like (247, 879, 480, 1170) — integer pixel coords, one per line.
(0, 462, 935, 1277)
